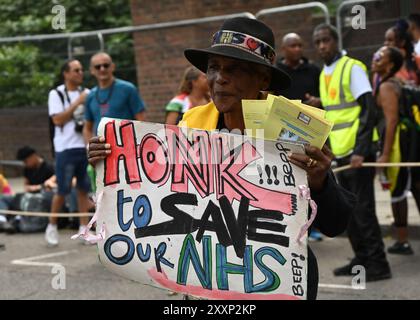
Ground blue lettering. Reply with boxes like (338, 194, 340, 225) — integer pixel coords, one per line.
(104, 234, 135, 265)
(177, 234, 212, 289)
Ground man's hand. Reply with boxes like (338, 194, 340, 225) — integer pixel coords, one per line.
(288, 144, 334, 192)
(75, 91, 88, 106)
(304, 93, 322, 108)
(87, 136, 111, 166)
(376, 153, 389, 164)
(350, 154, 364, 168)
(43, 178, 57, 191)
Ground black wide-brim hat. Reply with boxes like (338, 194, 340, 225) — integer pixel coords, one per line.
(184, 17, 291, 92)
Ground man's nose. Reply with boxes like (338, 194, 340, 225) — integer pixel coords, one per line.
(318, 41, 327, 51)
(215, 69, 228, 84)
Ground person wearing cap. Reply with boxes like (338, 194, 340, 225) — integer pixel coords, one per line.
(16, 146, 56, 194)
(0, 147, 56, 233)
(87, 17, 355, 300)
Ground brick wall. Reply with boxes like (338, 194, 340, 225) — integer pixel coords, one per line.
(342, 0, 420, 63)
(0, 107, 52, 177)
(130, 0, 416, 125)
(130, 0, 317, 124)
(1, 1, 416, 178)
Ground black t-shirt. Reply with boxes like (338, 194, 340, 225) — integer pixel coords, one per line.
(24, 160, 55, 186)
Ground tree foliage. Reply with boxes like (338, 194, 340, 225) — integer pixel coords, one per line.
(0, 0, 135, 108)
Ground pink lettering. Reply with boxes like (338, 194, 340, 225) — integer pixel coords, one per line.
(165, 126, 213, 199)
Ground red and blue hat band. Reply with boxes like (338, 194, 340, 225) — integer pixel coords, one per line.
(211, 30, 276, 64)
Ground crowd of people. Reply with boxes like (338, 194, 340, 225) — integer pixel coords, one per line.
(1, 13, 420, 299)
(0, 52, 145, 246)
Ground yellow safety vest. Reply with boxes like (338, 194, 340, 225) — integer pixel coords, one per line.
(320, 55, 366, 158)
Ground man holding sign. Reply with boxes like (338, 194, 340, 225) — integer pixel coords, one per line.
(87, 17, 355, 300)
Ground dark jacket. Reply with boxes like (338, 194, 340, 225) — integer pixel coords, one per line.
(216, 114, 354, 300)
(276, 57, 321, 101)
(307, 171, 355, 299)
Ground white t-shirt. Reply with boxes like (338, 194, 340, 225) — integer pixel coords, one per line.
(48, 84, 90, 152)
(414, 40, 420, 55)
(323, 58, 372, 100)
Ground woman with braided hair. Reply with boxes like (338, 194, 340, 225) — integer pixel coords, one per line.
(372, 46, 420, 255)
(383, 19, 419, 85)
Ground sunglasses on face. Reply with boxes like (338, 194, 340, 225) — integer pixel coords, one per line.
(93, 63, 111, 70)
(72, 68, 83, 73)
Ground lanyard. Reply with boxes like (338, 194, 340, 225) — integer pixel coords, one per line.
(95, 81, 115, 111)
(63, 86, 83, 105)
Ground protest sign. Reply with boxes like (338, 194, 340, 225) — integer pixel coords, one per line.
(95, 118, 310, 300)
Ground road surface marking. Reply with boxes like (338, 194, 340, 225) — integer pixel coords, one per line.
(11, 250, 78, 267)
(319, 283, 365, 290)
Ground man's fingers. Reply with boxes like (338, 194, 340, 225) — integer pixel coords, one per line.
(321, 144, 334, 159)
(288, 157, 308, 171)
(88, 150, 110, 159)
(89, 142, 111, 151)
(89, 136, 105, 144)
(288, 152, 310, 164)
(88, 136, 110, 166)
(304, 145, 329, 163)
(288, 145, 332, 172)
(88, 156, 106, 166)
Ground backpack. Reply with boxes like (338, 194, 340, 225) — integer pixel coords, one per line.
(48, 88, 65, 158)
(400, 85, 420, 131)
(18, 192, 52, 233)
(399, 85, 420, 161)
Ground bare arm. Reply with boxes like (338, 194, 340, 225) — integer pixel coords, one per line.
(24, 177, 41, 193)
(52, 92, 87, 126)
(134, 111, 146, 121)
(43, 175, 57, 191)
(165, 112, 179, 125)
(377, 82, 399, 163)
(83, 120, 94, 145)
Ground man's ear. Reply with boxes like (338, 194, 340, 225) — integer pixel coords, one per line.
(63, 70, 70, 81)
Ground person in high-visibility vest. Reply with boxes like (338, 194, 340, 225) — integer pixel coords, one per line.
(312, 23, 391, 282)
